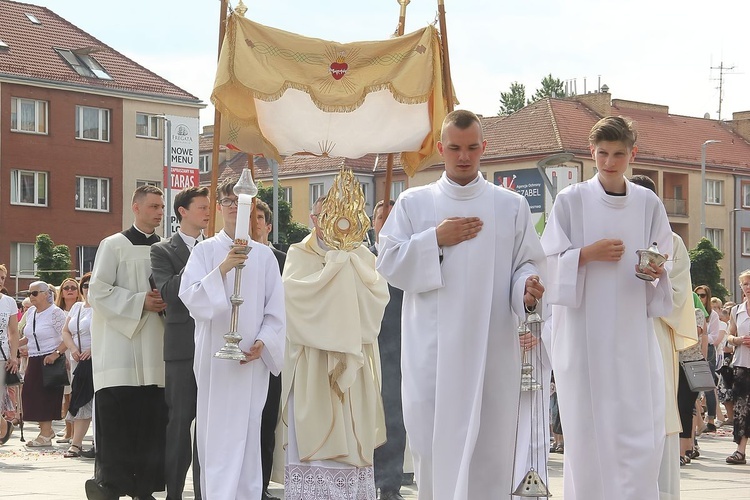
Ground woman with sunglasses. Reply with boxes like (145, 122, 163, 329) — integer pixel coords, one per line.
(21, 281, 67, 447)
(694, 285, 720, 434)
(59, 273, 93, 458)
(55, 277, 82, 444)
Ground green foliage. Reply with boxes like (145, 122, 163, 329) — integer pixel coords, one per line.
(257, 182, 310, 249)
(688, 238, 728, 301)
(531, 74, 567, 101)
(498, 82, 527, 116)
(34, 234, 73, 285)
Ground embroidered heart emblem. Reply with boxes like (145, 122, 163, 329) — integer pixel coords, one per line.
(329, 61, 348, 80)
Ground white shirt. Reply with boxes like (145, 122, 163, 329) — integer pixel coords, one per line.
(24, 305, 67, 357)
(67, 301, 93, 352)
(178, 229, 204, 251)
(0, 295, 17, 356)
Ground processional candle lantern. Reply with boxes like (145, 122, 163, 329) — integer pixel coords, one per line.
(215, 167, 259, 361)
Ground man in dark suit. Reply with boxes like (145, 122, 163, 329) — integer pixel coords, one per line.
(254, 200, 285, 500)
(371, 200, 407, 500)
(150, 186, 211, 500)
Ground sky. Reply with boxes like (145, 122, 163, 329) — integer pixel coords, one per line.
(28, 0, 750, 129)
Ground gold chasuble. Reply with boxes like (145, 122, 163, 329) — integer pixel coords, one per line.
(212, 13, 453, 175)
(282, 232, 388, 466)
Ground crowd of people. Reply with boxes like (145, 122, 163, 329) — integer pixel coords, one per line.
(0, 110, 749, 500)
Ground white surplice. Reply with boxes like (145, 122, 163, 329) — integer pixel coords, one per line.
(179, 231, 285, 500)
(541, 177, 673, 500)
(376, 172, 546, 500)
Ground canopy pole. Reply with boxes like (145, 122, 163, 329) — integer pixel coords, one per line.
(437, 0, 455, 112)
(208, 0, 229, 236)
(381, 0, 410, 224)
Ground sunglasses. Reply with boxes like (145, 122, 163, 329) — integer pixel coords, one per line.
(80, 283, 90, 289)
(697, 293, 707, 298)
(29, 290, 45, 297)
(62, 285, 78, 291)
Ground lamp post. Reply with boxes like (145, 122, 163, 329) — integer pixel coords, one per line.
(156, 115, 173, 237)
(700, 140, 721, 239)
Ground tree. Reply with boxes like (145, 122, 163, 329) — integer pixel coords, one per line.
(498, 82, 527, 116)
(256, 182, 310, 250)
(688, 237, 729, 301)
(34, 234, 73, 285)
(531, 74, 567, 102)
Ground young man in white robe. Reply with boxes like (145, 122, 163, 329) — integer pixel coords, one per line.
(179, 177, 285, 500)
(87, 185, 169, 500)
(376, 109, 547, 500)
(630, 174, 698, 500)
(541, 117, 673, 500)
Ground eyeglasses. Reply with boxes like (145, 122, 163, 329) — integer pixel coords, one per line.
(219, 198, 239, 207)
(62, 285, 78, 291)
(80, 283, 90, 289)
(29, 290, 44, 297)
(697, 293, 707, 298)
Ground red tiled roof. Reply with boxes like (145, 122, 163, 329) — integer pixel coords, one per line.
(0, 0, 199, 102)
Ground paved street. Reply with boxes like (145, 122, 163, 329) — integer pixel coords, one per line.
(0, 420, 748, 499)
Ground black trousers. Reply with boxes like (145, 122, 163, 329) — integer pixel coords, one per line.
(260, 372, 282, 492)
(94, 385, 168, 497)
(165, 359, 201, 500)
(677, 363, 699, 439)
(373, 348, 407, 493)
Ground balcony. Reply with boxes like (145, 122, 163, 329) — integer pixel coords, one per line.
(664, 198, 687, 216)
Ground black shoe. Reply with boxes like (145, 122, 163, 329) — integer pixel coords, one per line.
(85, 479, 118, 500)
(401, 473, 414, 486)
(380, 491, 405, 500)
(261, 491, 280, 500)
(80, 447, 96, 459)
(706, 423, 717, 433)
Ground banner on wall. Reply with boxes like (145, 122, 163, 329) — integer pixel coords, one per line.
(163, 115, 200, 235)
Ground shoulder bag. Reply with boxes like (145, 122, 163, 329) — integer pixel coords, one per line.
(31, 311, 69, 388)
(680, 358, 715, 392)
(0, 344, 22, 386)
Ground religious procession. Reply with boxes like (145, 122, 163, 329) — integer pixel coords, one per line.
(1, 1, 749, 500)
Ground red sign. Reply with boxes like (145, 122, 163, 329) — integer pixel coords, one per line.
(164, 166, 199, 191)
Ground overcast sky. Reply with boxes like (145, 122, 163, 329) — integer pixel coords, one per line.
(31, 0, 750, 129)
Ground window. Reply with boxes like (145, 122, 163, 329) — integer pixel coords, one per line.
(705, 180, 723, 205)
(742, 182, 750, 208)
(705, 228, 723, 251)
(10, 243, 36, 278)
(136, 179, 162, 190)
(55, 48, 112, 80)
(76, 176, 109, 211)
(11, 169, 47, 206)
(199, 154, 211, 173)
(310, 183, 325, 210)
(281, 186, 292, 207)
(359, 182, 369, 204)
(743, 230, 750, 256)
(77, 246, 98, 275)
(392, 180, 405, 200)
(10, 98, 47, 134)
(136, 113, 161, 139)
(76, 106, 109, 142)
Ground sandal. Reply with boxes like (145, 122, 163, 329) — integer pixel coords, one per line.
(64, 444, 82, 458)
(726, 451, 747, 465)
(680, 455, 690, 466)
(0, 420, 13, 445)
(686, 449, 700, 460)
(25, 433, 54, 448)
(56, 437, 71, 444)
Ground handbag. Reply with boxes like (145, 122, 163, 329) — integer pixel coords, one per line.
(31, 311, 69, 388)
(680, 359, 715, 392)
(0, 344, 22, 386)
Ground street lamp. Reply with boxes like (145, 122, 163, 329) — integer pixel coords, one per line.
(700, 140, 721, 239)
(156, 115, 173, 237)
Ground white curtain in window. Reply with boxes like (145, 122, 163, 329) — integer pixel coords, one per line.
(20, 100, 35, 132)
(83, 107, 99, 139)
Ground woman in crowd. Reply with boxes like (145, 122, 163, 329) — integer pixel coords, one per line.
(725, 270, 750, 464)
(0, 265, 20, 444)
(60, 273, 94, 458)
(55, 277, 81, 444)
(21, 281, 67, 447)
(695, 285, 720, 432)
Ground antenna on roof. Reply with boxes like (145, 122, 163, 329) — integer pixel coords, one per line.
(710, 61, 738, 120)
